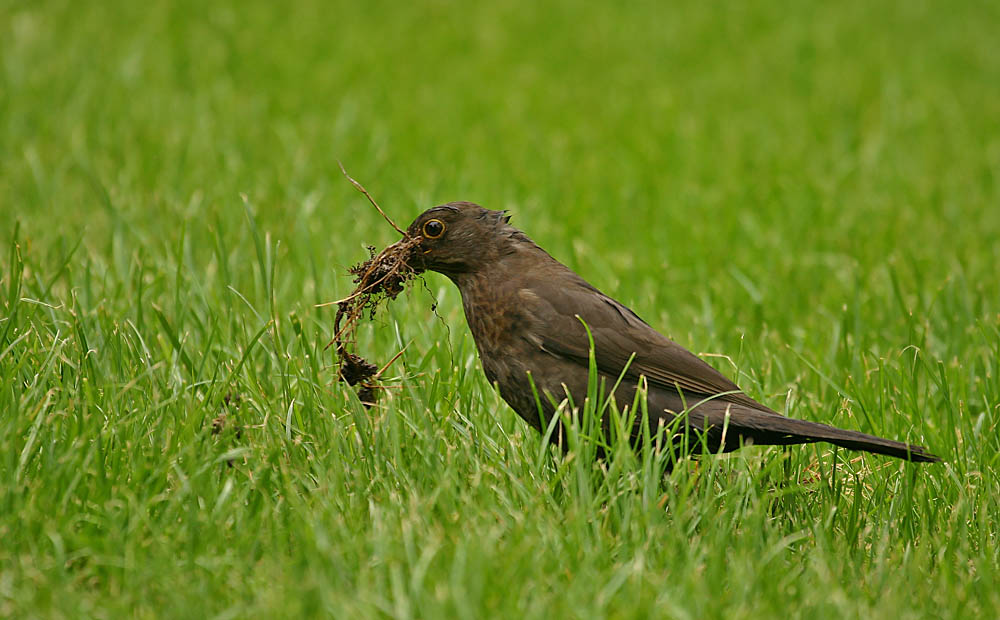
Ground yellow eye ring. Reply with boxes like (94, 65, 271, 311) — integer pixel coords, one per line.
(422, 219, 445, 239)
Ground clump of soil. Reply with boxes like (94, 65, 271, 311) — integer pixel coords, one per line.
(329, 165, 424, 406)
(212, 391, 243, 435)
(211, 391, 244, 468)
(339, 351, 378, 386)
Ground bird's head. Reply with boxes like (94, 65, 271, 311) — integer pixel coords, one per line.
(404, 202, 519, 276)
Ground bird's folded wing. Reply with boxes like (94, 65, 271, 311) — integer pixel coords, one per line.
(525, 276, 774, 412)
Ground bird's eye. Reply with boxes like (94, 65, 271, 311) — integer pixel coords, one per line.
(422, 219, 445, 239)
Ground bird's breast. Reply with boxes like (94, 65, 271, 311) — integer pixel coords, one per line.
(458, 283, 521, 348)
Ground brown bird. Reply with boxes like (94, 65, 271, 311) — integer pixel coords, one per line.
(403, 202, 940, 464)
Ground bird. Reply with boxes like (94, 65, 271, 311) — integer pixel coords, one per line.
(401, 201, 940, 465)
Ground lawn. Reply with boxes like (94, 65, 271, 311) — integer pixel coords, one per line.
(2, 0, 999, 617)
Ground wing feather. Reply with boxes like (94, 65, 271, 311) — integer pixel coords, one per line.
(523, 273, 775, 413)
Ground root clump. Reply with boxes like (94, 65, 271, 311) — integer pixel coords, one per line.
(328, 166, 424, 407)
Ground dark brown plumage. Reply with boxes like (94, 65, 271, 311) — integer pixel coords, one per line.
(404, 202, 940, 464)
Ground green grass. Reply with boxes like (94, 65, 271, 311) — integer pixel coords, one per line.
(3, 0, 999, 616)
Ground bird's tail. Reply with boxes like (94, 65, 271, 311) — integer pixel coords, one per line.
(722, 411, 941, 463)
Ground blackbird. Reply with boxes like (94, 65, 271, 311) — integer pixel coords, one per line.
(403, 202, 940, 464)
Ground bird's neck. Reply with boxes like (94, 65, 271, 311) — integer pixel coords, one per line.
(449, 235, 551, 292)
(448, 256, 538, 370)
(447, 236, 555, 354)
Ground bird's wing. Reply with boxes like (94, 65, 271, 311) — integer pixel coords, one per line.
(523, 271, 774, 412)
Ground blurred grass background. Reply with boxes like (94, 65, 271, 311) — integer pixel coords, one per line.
(2, 0, 999, 617)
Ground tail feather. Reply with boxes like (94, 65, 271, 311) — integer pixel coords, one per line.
(730, 411, 941, 463)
